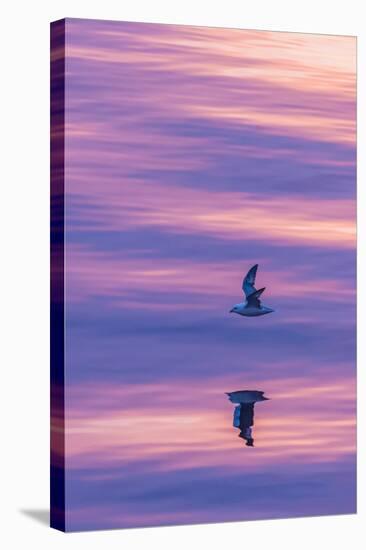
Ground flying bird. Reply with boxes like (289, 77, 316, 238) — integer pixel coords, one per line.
(226, 390, 270, 446)
(230, 264, 274, 317)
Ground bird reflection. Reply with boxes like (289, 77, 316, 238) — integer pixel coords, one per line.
(226, 390, 270, 446)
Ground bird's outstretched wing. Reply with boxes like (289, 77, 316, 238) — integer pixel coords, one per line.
(242, 264, 258, 297)
(246, 287, 265, 309)
(226, 390, 265, 401)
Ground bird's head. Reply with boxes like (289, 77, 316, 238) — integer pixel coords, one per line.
(230, 304, 241, 314)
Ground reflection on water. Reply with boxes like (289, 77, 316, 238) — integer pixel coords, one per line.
(226, 390, 270, 447)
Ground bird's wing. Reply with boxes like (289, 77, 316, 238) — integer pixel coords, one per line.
(242, 264, 258, 297)
(248, 390, 264, 398)
(246, 287, 265, 308)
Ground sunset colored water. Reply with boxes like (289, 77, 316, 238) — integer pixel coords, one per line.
(56, 18, 356, 530)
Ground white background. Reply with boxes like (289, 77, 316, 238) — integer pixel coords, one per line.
(0, 0, 364, 548)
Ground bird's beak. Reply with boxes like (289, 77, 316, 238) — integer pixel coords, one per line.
(229, 308, 234, 313)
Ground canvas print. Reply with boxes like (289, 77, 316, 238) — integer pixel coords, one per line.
(50, 18, 357, 532)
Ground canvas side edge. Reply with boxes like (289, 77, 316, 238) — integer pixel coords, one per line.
(50, 18, 66, 533)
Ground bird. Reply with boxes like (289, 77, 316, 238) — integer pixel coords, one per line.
(226, 390, 270, 404)
(226, 390, 270, 447)
(230, 264, 274, 317)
